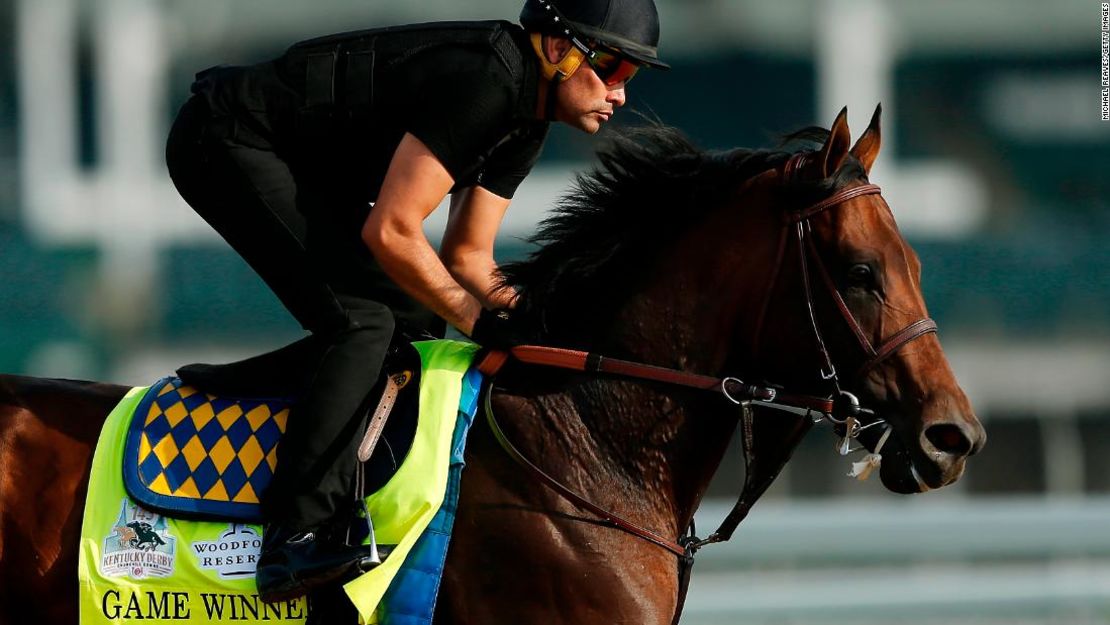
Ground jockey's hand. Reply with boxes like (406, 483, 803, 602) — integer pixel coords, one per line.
(469, 308, 533, 350)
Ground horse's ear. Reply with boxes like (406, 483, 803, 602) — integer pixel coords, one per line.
(849, 103, 882, 176)
(814, 106, 852, 179)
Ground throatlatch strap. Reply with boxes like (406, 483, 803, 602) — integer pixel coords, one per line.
(544, 79, 560, 122)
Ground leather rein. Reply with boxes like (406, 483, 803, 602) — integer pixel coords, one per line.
(475, 152, 939, 560)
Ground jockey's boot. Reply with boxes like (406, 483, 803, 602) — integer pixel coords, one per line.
(256, 524, 390, 603)
(305, 582, 359, 625)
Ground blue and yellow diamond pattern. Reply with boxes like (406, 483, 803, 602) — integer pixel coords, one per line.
(122, 377, 292, 521)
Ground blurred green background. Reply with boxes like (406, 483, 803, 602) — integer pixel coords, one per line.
(1, 0, 1108, 622)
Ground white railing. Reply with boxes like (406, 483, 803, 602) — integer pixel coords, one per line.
(681, 496, 1110, 623)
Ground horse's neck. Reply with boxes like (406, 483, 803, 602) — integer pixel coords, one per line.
(505, 188, 775, 535)
(558, 201, 774, 529)
(513, 280, 750, 536)
(515, 374, 737, 538)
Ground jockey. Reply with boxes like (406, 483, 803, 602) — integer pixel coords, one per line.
(164, 0, 668, 603)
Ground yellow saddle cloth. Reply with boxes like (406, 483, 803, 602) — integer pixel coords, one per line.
(79, 340, 479, 625)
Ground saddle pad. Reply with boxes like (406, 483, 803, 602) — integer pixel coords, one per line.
(122, 377, 290, 521)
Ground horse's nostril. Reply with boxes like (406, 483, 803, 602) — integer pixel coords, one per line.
(924, 423, 973, 457)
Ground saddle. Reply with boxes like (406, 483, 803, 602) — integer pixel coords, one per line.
(122, 336, 421, 523)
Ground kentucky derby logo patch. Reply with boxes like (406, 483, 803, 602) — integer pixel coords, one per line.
(191, 524, 261, 579)
(101, 499, 176, 579)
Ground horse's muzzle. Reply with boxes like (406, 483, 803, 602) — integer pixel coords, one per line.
(917, 416, 986, 486)
(872, 396, 986, 494)
(912, 424, 985, 493)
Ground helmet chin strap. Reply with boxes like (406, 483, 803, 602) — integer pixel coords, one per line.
(543, 81, 560, 122)
(530, 32, 585, 121)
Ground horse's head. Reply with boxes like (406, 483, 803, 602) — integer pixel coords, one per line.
(735, 106, 985, 493)
(502, 109, 983, 499)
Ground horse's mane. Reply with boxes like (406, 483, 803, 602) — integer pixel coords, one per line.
(500, 122, 867, 346)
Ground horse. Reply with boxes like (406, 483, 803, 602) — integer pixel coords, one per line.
(0, 105, 984, 625)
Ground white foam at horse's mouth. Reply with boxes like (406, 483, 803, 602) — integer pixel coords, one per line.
(910, 464, 933, 493)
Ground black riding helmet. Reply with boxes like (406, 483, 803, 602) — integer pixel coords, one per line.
(520, 0, 670, 70)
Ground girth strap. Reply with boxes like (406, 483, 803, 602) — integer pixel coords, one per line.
(357, 370, 412, 462)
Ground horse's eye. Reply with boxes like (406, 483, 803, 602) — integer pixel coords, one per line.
(847, 263, 873, 286)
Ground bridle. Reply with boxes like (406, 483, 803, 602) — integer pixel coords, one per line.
(475, 151, 939, 561)
(744, 153, 938, 456)
(756, 152, 938, 394)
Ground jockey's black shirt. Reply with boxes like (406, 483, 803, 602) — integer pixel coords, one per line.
(169, 22, 549, 527)
(190, 20, 548, 223)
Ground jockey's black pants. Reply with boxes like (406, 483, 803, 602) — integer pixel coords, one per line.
(165, 95, 437, 531)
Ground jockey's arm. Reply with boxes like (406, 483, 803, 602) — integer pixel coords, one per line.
(439, 186, 518, 311)
(362, 132, 483, 335)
